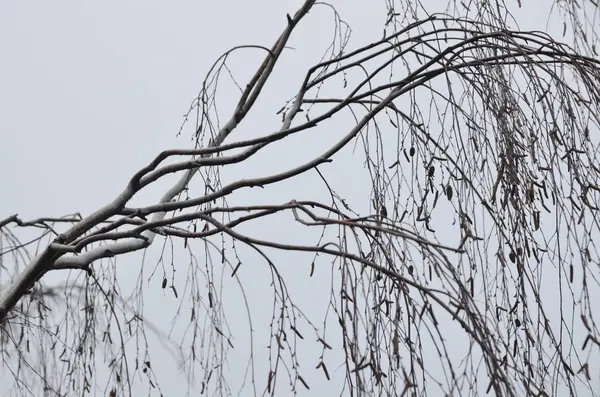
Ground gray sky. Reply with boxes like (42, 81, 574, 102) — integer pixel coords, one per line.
(1, 0, 598, 396)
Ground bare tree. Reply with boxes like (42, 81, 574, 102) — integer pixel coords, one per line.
(2, 0, 600, 396)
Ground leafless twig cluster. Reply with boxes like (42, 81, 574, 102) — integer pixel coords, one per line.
(2, 0, 600, 396)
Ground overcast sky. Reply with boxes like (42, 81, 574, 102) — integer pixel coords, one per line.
(1, 0, 598, 396)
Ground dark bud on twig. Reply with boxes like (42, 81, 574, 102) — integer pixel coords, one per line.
(428, 165, 435, 178)
(446, 185, 453, 200)
(287, 13, 293, 25)
(380, 205, 388, 218)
